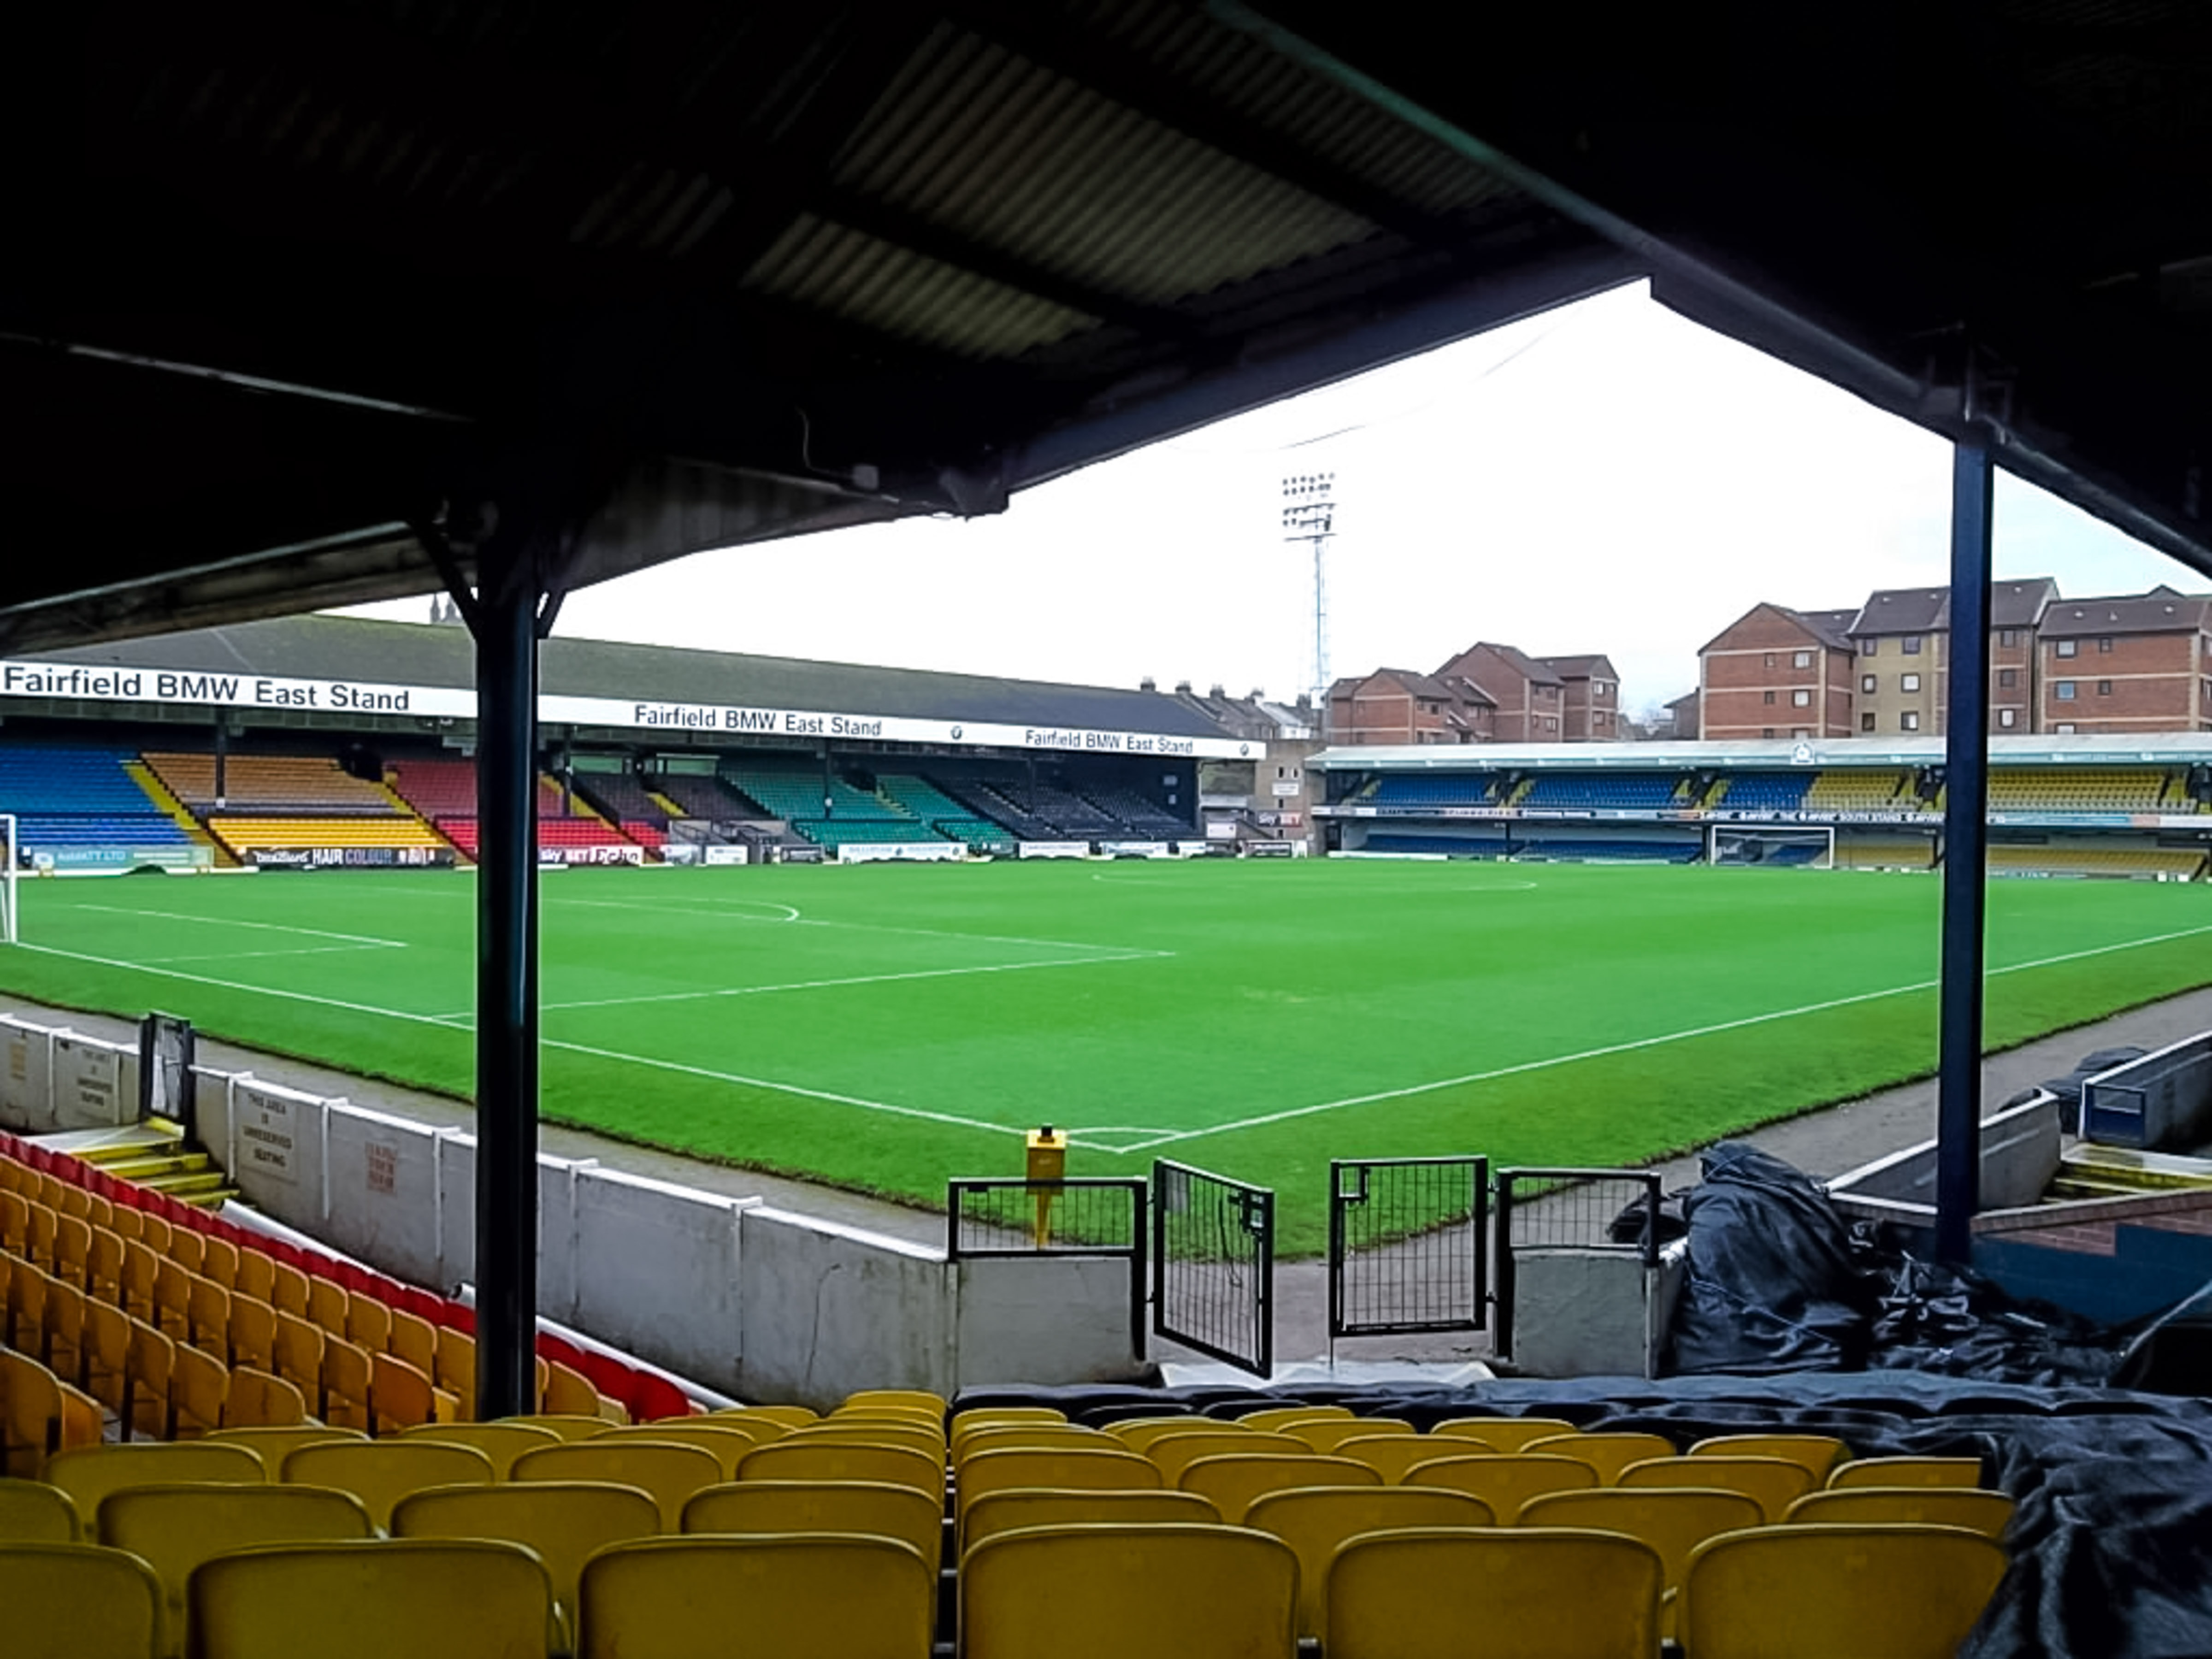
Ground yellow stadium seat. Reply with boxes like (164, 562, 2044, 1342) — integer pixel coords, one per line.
(188, 1538, 552, 1659)
(1245, 1485, 1495, 1641)
(1327, 1527, 1663, 1659)
(394, 1480, 661, 1651)
(1787, 1486, 2015, 1537)
(1690, 1432, 1851, 1480)
(1146, 1429, 1310, 1482)
(1402, 1452, 1598, 1520)
(738, 1438, 941, 1495)
(0, 1539, 166, 1659)
(1619, 1454, 1816, 1521)
(398, 1420, 562, 1478)
(950, 1424, 1113, 1462)
(1524, 1430, 1676, 1483)
(1328, 1434, 1469, 1485)
(1233, 1405, 1355, 1434)
(280, 1439, 493, 1530)
(1412, 1423, 1539, 1455)
(960, 1487, 1221, 1551)
(207, 1425, 364, 1465)
(1177, 1452, 1379, 1521)
(1828, 1455, 1984, 1489)
(1522, 1486, 1764, 1639)
(579, 1534, 933, 1659)
(99, 1482, 375, 1659)
(1681, 1523, 2009, 1659)
(683, 1478, 942, 1572)
(513, 1440, 721, 1529)
(962, 1523, 1298, 1659)
(0, 1474, 82, 1542)
(46, 1440, 265, 1517)
(1289, 1417, 1416, 1454)
(499, 1412, 614, 1442)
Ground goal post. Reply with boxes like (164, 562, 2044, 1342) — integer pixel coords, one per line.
(0, 815, 16, 944)
(1705, 822, 1834, 870)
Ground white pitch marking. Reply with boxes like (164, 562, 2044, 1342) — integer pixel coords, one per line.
(553, 896, 802, 924)
(1107, 921, 2212, 1154)
(552, 891, 1166, 957)
(70, 903, 409, 949)
(4, 942, 1121, 1148)
(142, 945, 399, 965)
(425, 949, 1169, 1021)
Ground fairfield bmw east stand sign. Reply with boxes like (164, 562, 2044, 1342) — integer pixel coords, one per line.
(0, 661, 1245, 760)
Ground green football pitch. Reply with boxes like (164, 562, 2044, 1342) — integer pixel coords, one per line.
(5, 858, 2210, 1252)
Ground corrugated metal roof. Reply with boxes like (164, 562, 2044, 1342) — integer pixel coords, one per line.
(830, 25, 1374, 311)
(28, 615, 1238, 739)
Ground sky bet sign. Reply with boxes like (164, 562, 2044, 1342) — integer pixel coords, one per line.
(0, 661, 1244, 759)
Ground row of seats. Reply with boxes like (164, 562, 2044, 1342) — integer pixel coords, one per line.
(0, 745, 191, 858)
(1518, 774, 1690, 810)
(1988, 844, 2208, 877)
(1803, 769, 1913, 810)
(0, 1137, 685, 1426)
(1987, 766, 2177, 812)
(0, 1387, 2017, 1658)
(0, 1510, 2006, 1659)
(144, 755, 399, 815)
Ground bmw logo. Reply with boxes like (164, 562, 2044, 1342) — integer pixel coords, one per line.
(1239, 744, 1250, 756)
(950, 726, 963, 739)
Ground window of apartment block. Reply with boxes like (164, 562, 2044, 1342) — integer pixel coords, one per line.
(2056, 681, 2076, 700)
(1792, 650, 1812, 668)
(1762, 690, 1776, 704)
(2098, 637, 2114, 653)
(1999, 629, 2018, 647)
(1860, 713, 1876, 732)
(1900, 711, 1920, 731)
(1792, 689, 1811, 707)
(1860, 638, 1877, 656)
(2055, 722, 2076, 734)
(1998, 668, 2017, 688)
(1793, 728, 1811, 738)
(1861, 674, 1876, 694)
(1901, 673, 1921, 692)
(1763, 652, 1775, 668)
(1999, 709, 2017, 728)
(2056, 639, 2077, 657)
(1903, 635, 1923, 654)
(1762, 727, 1775, 738)
(2097, 680, 2112, 696)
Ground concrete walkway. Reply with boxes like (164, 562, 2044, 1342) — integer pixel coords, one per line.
(10, 983, 2211, 1370)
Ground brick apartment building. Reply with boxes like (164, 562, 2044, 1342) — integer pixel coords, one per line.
(1849, 578, 2057, 736)
(1696, 603, 1857, 739)
(2037, 589, 2212, 734)
(1325, 668, 1494, 744)
(1434, 643, 1567, 741)
(1540, 655, 1621, 740)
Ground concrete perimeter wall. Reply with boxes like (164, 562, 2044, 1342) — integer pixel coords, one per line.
(0, 1010, 1146, 1404)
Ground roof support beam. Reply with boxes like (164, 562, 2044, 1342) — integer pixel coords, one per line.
(1935, 440, 1995, 1265)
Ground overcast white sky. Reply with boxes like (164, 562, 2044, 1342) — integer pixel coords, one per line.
(340, 283, 2194, 719)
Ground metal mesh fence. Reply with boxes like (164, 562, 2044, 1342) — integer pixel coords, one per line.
(1492, 1167, 1663, 1359)
(1329, 1157, 1486, 1338)
(947, 1179, 1145, 1257)
(1152, 1160, 1274, 1376)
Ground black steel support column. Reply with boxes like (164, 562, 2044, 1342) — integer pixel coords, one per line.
(1936, 442, 1995, 1263)
(472, 547, 543, 1418)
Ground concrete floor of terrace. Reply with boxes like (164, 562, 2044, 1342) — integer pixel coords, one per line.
(9, 983, 2212, 1377)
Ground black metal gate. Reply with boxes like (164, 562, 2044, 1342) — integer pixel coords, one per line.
(1328, 1156, 1488, 1340)
(1152, 1159, 1274, 1375)
(946, 1177, 1149, 1358)
(1492, 1167, 1662, 1360)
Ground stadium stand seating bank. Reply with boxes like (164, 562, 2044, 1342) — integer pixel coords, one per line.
(1321, 739, 2212, 879)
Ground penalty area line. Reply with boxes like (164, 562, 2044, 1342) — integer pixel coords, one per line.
(1115, 920, 2212, 1154)
(70, 903, 409, 948)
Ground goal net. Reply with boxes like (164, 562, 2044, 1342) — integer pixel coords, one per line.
(1706, 823, 1834, 870)
(0, 815, 16, 944)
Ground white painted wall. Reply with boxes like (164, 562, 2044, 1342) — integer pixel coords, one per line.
(735, 1207, 956, 1408)
(2, 1011, 1148, 1404)
(1829, 1093, 2060, 1213)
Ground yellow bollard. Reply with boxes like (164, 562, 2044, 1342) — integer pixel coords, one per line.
(1026, 1126, 1067, 1247)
